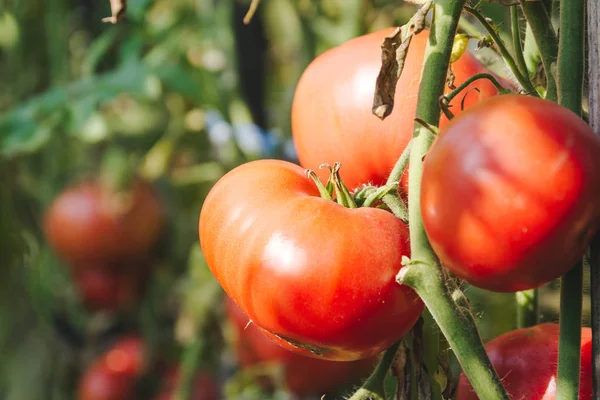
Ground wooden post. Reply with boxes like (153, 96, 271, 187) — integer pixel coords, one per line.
(588, 1, 600, 399)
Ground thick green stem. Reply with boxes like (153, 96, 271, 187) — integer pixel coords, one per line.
(557, 263, 583, 400)
(398, 264, 509, 400)
(347, 341, 400, 400)
(464, 7, 538, 96)
(518, 0, 559, 101)
(515, 289, 538, 328)
(555, 1, 585, 399)
(404, 1, 509, 399)
(511, 6, 528, 79)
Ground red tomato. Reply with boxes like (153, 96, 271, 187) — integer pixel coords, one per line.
(421, 95, 600, 292)
(78, 336, 145, 400)
(44, 179, 164, 263)
(73, 262, 148, 311)
(225, 296, 376, 397)
(199, 159, 422, 361)
(457, 324, 592, 400)
(153, 367, 219, 400)
(292, 28, 508, 192)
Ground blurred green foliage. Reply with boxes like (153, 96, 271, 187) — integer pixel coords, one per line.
(0, 1, 590, 399)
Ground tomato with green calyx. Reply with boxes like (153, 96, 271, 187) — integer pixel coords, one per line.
(457, 324, 592, 400)
(199, 160, 422, 361)
(421, 95, 600, 292)
(44, 179, 164, 263)
(225, 296, 376, 397)
(292, 28, 508, 193)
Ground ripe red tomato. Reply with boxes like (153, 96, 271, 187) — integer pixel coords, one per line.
(421, 95, 600, 292)
(78, 336, 145, 400)
(225, 296, 376, 397)
(292, 28, 508, 192)
(73, 262, 149, 311)
(199, 159, 422, 361)
(44, 179, 164, 263)
(153, 367, 219, 400)
(457, 324, 592, 400)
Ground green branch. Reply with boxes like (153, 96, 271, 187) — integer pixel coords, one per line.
(518, 0, 559, 101)
(555, 2, 585, 398)
(464, 6, 538, 96)
(511, 5, 528, 79)
(400, 1, 509, 399)
(347, 341, 401, 400)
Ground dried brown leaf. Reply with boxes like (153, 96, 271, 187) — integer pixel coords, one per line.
(392, 339, 412, 400)
(411, 318, 433, 399)
(102, 0, 127, 24)
(372, 1, 433, 120)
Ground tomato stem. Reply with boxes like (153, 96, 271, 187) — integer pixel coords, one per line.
(347, 341, 401, 400)
(463, 7, 538, 96)
(361, 184, 398, 208)
(510, 5, 529, 83)
(441, 73, 512, 107)
(402, 0, 510, 399)
(385, 139, 412, 186)
(557, 262, 583, 400)
(517, 0, 558, 101)
(397, 263, 509, 400)
(381, 194, 408, 223)
(556, 0, 585, 397)
(515, 289, 539, 328)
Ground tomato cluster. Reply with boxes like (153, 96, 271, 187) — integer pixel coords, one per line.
(199, 28, 507, 362)
(199, 26, 600, 400)
(44, 179, 165, 311)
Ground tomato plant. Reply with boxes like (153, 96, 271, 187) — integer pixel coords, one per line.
(199, 159, 422, 361)
(44, 180, 165, 263)
(421, 94, 600, 292)
(225, 296, 376, 396)
(291, 28, 507, 192)
(457, 324, 592, 400)
(78, 336, 145, 400)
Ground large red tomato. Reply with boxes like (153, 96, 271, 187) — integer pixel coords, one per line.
(44, 179, 164, 263)
(457, 324, 592, 400)
(78, 336, 145, 400)
(421, 95, 600, 292)
(225, 296, 376, 396)
(199, 160, 422, 361)
(292, 28, 508, 192)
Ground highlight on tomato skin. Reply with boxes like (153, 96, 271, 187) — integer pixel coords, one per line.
(291, 28, 511, 194)
(224, 296, 377, 397)
(420, 94, 600, 292)
(199, 159, 424, 361)
(456, 324, 592, 400)
(44, 179, 165, 263)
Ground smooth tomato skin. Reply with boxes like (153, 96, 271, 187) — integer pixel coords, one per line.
(421, 95, 600, 292)
(292, 28, 508, 192)
(78, 336, 145, 400)
(199, 160, 423, 361)
(225, 296, 376, 396)
(44, 180, 164, 263)
(457, 324, 592, 400)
